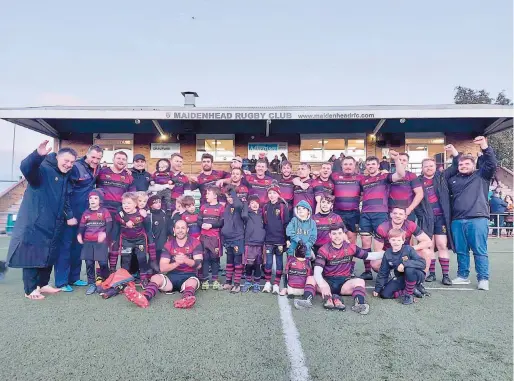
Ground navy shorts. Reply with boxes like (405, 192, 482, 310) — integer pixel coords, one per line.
(359, 212, 388, 234)
(335, 210, 360, 233)
(433, 215, 447, 235)
(407, 213, 416, 222)
(167, 272, 196, 291)
(326, 276, 350, 295)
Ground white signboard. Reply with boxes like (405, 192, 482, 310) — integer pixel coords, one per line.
(150, 143, 180, 158)
(248, 143, 288, 161)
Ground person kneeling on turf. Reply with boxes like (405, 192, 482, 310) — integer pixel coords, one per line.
(373, 229, 427, 305)
(314, 224, 384, 314)
(276, 241, 316, 309)
(124, 219, 203, 309)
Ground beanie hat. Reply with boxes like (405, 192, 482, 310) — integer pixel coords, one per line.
(147, 194, 161, 207)
(88, 189, 104, 204)
(267, 185, 281, 196)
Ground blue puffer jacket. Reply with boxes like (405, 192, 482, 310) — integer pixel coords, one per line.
(286, 200, 317, 258)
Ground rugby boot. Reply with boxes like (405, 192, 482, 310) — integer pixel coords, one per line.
(359, 271, 373, 281)
(425, 273, 436, 282)
(441, 275, 452, 286)
(294, 295, 314, 310)
(402, 294, 414, 305)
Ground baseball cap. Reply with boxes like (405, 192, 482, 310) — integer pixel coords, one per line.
(133, 154, 146, 162)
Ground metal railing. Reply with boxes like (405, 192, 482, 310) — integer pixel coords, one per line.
(488, 213, 514, 238)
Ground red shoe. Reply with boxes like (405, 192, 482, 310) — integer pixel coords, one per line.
(124, 285, 149, 308)
(173, 295, 196, 309)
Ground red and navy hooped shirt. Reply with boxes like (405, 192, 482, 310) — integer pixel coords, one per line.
(286, 256, 312, 289)
(388, 171, 422, 212)
(331, 172, 363, 212)
(313, 212, 344, 247)
(374, 220, 422, 249)
(161, 236, 203, 274)
(293, 178, 315, 209)
(359, 173, 393, 213)
(422, 177, 443, 216)
(244, 174, 275, 205)
(191, 170, 229, 204)
(273, 174, 296, 207)
(181, 211, 200, 239)
(315, 242, 369, 278)
(96, 167, 136, 213)
(311, 177, 335, 199)
(198, 203, 225, 237)
(78, 207, 112, 242)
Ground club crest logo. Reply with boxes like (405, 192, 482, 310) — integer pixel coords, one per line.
(275, 209, 280, 216)
(120, 176, 125, 181)
(234, 246, 239, 253)
(55, 177, 59, 181)
(138, 245, 145, 251)
(106, 175, 111, 179)
(231, 207, 235, 214)
(97, 213, 103, 218)
(154, 221, 159, 225)
(442, 225, 447, 234)
(85, 215, 90, 220)
(278, 246, 284, 253)
(402, 256, 409, 262)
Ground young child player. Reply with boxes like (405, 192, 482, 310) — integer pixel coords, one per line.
(77, 189, 112, 295)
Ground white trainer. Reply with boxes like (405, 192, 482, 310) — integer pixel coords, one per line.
(262, 282, 272, 293)
(452, 277, 471, 285)
(477, 280, 489, 291)
(272, 284, 280, 295)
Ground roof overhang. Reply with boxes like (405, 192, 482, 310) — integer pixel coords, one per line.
(0, 104, 512, 138)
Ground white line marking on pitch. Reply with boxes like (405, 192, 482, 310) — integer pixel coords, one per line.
(365, 286, 475, 291)
(278, 296, 311, 381)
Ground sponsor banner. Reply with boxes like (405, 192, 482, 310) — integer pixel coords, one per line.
(248, 143, 288, 161)
(150, 143, 180, 158)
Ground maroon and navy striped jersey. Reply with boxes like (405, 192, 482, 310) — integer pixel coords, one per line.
(375, 220, 422, 249)
(315, 242, 369, 277)
(181, 211, 200, 239)
(244, 174, 275, 205)
(388, 171, 422, 211)
(359, 173, 393, 213)
(152, 171, 172, 185)
(293, 178, 315, 209)
(331, 172, 363, 212)
(79, 207, 112, 242)
(162, 236, 203, 274)
(313, 212, 344, 247)
(191, 170, 229, 204)
(286, 256, 312, 289)
(311, 177, 335, 198)
(116, 210, 153, 243)
(273, 174, 296, 206)
(198, 203, 225, 237)
(228, 183, 249, 202)
(422, 177, 443, 216)
(169, 172, 190, 211)
(96, 167, 136, 213)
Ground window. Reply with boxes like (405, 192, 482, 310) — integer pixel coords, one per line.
(405, 133, 445, 173)
(196, 134, 235, 162)
(93, 133, 134, 164)
(300, 134, 365, 162)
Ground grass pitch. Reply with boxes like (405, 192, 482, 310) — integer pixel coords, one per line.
(0, 237, 512, 381)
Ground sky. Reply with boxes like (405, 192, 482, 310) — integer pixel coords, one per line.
(0, 0, 512, 183)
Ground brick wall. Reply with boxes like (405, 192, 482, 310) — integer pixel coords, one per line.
(54, 132, 475, 176)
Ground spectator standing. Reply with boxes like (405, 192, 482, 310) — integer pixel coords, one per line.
(131, 154, 152, 191)
(490, 191, 507, 237)
(504, 195, 513, 236)
(270, 155, 280, 173)
(249, 155, 257, 173)
(379, 156, 391, 172)
(448, 136, 497, 290)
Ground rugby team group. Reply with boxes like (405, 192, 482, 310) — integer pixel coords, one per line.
(5, 136, 496, 313)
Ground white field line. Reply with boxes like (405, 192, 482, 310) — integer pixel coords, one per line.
(278, 296, 311, 381)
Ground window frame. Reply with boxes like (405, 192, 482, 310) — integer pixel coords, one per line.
(196, 134, 235, 162)
(300, 133, 366, 162)
(93, 133, 134, 164)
